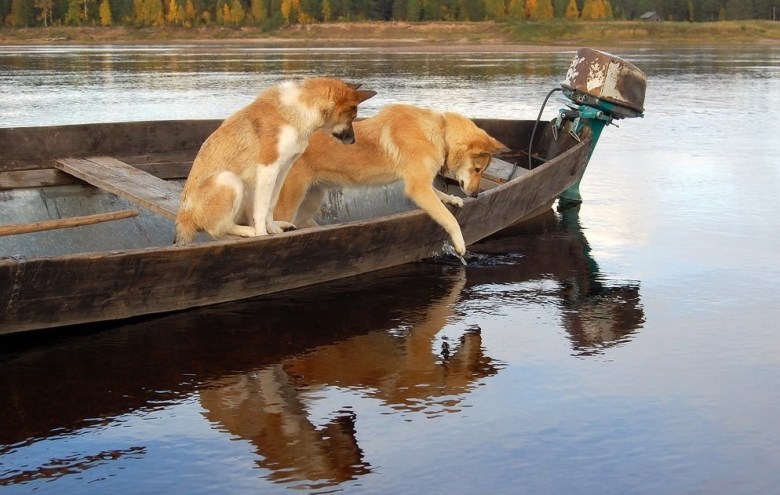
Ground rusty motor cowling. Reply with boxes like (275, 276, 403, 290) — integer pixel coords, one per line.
(552, 48, 647, 206)
(561, 48, 646, 119)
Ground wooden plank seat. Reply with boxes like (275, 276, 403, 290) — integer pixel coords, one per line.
(482, 156, 529, 185)
(53, 156, 181, 221)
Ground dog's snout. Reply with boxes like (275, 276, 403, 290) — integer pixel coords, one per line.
(460, 179, 478, 198)
(334, 129, 356, 145)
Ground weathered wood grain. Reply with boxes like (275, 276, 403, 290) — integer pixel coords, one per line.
(53, 157, 180, 220)
(0, 119, 593, 335)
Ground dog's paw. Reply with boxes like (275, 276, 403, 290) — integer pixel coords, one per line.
(443, 194, 464, 208)
(453, 237, 466, 257)
(266, 220, 296, 234)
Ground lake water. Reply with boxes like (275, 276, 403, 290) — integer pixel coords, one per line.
(1, 43, 780, 494)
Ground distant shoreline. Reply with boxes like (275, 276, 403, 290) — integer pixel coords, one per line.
(2, 21, 779, 48)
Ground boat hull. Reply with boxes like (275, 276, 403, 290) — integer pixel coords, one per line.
(0, 120, 592, 334)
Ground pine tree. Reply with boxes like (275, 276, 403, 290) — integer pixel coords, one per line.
(321, 0, 330, 20)
(530, 0, 553, 18)
(66, 0, 82, 23)
(184, 0, 197, 25)
(166, 0, 178, 23)
(406, 0, 422, 20)
(221, 1, 231, 22)
(99, 0, 112, 23)
(483, 0, 504, 18)
(580, 0, 602, 18)
(460, 0, 485, 20)
(391, 0, 405, 19)
(230, 0, 245, 22)
(280, 0, 292, 22)
(133, 0, 162, 24)
(507, 0, 523, 18)
(421, 0, 441, 19)
(251, 0, 266, 22)
(563, 0, 577, 17)
(725, 0, 752, 19)
(299, 0, 318, 22)
(9, 0, 35, 26)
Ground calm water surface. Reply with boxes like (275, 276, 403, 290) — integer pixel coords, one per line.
(1, 45, 780, 494)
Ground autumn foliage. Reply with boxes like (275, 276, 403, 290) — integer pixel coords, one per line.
(2, 0, 771, 28)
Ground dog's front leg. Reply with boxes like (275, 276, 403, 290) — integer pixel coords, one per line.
(406, 183, 467, 256)
(253, 163, 280, 236)
(264, 157, 298, 234)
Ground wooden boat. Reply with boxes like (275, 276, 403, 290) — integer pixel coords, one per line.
(0, 48, 646, 335)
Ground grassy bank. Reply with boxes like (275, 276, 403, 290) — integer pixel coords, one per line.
(1, 20, 779, 46)
(504, 20, 780, 45)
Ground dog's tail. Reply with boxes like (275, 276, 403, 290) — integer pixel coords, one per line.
(174, 209, 196, 246)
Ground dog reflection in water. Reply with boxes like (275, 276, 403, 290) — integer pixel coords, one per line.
(198, 269, 501, 487)
(200, 365, 367, 487)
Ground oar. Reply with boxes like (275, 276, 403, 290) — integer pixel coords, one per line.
(0, 209, 139, 237)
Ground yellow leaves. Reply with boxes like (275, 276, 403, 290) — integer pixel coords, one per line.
(580, 0, 613, 20)
(99, 0, 112, 25)
(564, 0, 579, 19)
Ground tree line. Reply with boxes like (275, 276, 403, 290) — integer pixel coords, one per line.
(1, 0, 774, 29)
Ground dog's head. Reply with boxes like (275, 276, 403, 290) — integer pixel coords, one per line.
(442, 114, 510, 198)
(306, 79, 376, 145)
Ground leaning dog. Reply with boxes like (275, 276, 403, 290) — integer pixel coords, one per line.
(175, 78, 376, 245)
(275, 104, 508, 256)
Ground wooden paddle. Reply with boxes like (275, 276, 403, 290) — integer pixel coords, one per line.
(0, 209, 139, 237)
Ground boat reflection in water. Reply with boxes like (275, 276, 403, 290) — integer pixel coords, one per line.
(0, 206, 643, 491)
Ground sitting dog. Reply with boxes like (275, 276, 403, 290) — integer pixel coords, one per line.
(175, 78, 376, 245)
(275, 104, 508, 255)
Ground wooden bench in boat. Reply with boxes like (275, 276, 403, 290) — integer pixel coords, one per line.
(481, 156, 529, 187)
(53, 156, 181, 221)
(0, 156, 180, 237)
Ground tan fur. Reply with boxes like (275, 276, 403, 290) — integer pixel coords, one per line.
(175, 78, 375, 245)
(275, 104, 508, 255)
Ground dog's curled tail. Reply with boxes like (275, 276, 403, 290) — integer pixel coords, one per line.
(174, 209, 196, 246)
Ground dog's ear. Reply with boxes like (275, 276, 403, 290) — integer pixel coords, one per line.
(356, 90, 377, 103)
(471, 135, 509, 155)
(490, 137, 510, 153)
(346, 83, 362, 90)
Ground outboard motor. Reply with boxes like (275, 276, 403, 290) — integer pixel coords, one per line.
(561, 47, 646, 120)
(554, 48, 647, 206)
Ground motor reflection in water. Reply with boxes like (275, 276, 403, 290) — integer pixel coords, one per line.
(0, 205, 643, 491)
(469, 206, 644, 356)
